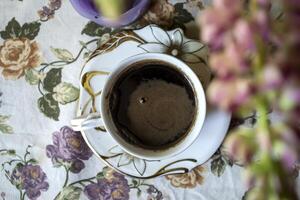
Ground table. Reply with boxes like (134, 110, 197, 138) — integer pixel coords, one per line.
(0, 0, 263, 199)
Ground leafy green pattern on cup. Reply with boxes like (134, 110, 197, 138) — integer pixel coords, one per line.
(109, 145, 148, 176)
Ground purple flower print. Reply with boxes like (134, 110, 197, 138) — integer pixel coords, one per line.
(38, 6, 55, 20)
(146, 185, 163, 200)
(11, 164, 49, 200)
(84, 170, 130, 200)
(49, 0, 62, 10)
(38, 0, 62, 21)
(84, 180, 112, 200)
(46, 126, 93, 173)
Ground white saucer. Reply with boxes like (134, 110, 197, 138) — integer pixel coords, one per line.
(77, 25, 231, 178)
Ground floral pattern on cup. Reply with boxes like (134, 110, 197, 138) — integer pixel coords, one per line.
(138, 25, 207, 64)
(165, 165, 205, 188)
(46, 126, 93, 173)
(0, 38, 42, 80)
(109, 145, 148, 176)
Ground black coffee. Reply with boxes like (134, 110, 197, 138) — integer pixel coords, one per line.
(109, 61, 196, 150)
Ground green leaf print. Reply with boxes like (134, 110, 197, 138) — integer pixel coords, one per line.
(50, 47, 74, 62)
(174, 3, 194, 24)
(0, 115, 10, 124)
(0, 18, 41, 40)
(56, 186, 82, 200)
(27, 158, 38, 164)
(211, 156, 226, 177)
(25, 69, 44, 85)
(43, 68, 62, 92)
(96, 171, 105, 179)
(52, 82, 79, 105)
(0, 124, 13, 134)
(81, 21, 112, 37)
(20, 21, 41, 40)
(0, 17, 21, 39)
(38, 93, 60, 121)
(0, 115, 13, 134)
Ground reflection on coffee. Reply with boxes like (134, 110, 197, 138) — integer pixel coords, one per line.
(109, 61, 196, 150)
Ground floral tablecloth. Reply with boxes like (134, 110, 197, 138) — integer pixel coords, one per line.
(1, 0, 296, 200)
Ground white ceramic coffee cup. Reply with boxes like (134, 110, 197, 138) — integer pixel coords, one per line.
(71, 53, 206, 160)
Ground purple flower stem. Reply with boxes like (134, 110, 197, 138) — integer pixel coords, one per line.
(129, 185, 142, 193)
(21, 191, 25, 200)
(69, 177, 96, 186)
(63, 165, 70, 188)
(23, 146, 32, 164)
(19, 190, 25, 200)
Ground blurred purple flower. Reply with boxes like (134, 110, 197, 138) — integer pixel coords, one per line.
(11, 164, 49, 200)
(46, 126, 93, 173)
(281, 146, 298, 170)
(272, 125, 300, 169)
(84, 170, 130, 200)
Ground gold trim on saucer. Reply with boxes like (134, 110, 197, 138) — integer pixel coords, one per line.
(81, 127, 197, 179)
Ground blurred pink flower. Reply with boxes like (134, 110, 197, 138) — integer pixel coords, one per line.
(256, 130, 272, 152)
(208, 78, 252, 110)
(274, 141, 298, 170)
(279, 86, 300, 111)
(256, 0, 270, 8)
(199, 0, 241, 50)
(224, 129, 255, 164)
(214, 0, 241, 11)
(199, 10, 228, 50)
(233, 20, 255, 52)
(262, 65, 283, 90)
(210, 42, 251, 77)
(254, 10, 270, 40)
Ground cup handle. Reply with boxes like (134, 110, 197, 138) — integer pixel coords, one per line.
(71, 112, 104, 131)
